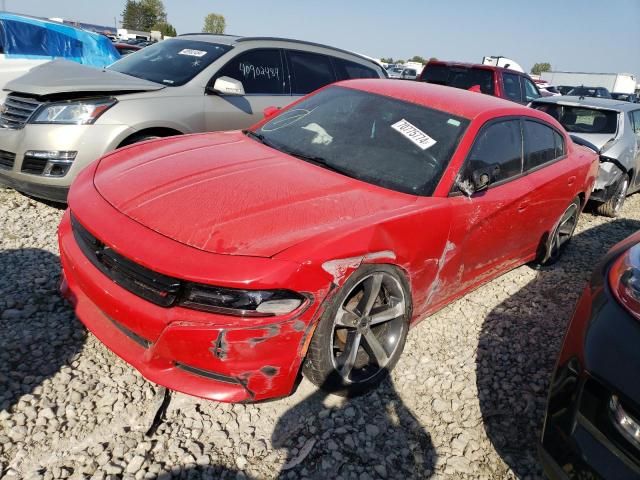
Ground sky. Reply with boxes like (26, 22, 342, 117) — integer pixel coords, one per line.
(10, 0, 640, 77)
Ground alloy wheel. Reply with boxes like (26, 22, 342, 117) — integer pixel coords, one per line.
(548, 202, 579, 263)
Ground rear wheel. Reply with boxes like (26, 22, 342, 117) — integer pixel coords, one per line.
(596, 175, 629, 218)
(303, 265, 411, 397)
(535, 197, 581, 267)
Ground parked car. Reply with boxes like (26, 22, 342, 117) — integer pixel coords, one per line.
(419, 60, 541, 104)
(58, 80, 598, 403)
(612, 92, 639, 103)
(568, 86, 612, 99)
(540, 231, 640, 479)
(0, 34, 386, 202)
(557, 85, 575, 95)
(387, 66, 406, 78)
(0, 13, 119, 97)
(113, 43, 143, 56)
(531, 97, 640, 217)
(399, 67, 419, 80)
(534, 80, 561, 97)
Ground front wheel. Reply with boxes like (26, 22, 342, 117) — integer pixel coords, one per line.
(303, 265, 411, 397)
(534, 197, 581, 268)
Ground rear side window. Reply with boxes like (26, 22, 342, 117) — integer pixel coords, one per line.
(631, 111, 640, 135)
(333, 57, 379, 80)
(287, 50, 335, 94)
(422, 65, 495, 95)
(503, 73, 523, 102)
(465, 120, 522, 183)
(216, 48, 285, 94)
(523, 120, 563, 171)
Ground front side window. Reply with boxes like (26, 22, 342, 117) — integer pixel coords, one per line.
(287, 50, 335, 94)
(252, 86, 469, 196)
(503, 73, 523, 102)
(109, 39, 231, 86)
(522, 78, 541, 102)
(465, 120, 523, 184)
(216, 48, 285, 94)
(523, 120, 562, 171)
(333, 57, 379, 80)
(631, 111, 640, 136)
(532, 103, 619, 134)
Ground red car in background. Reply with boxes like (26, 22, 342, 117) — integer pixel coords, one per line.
(113, 42, 143, 56)
(58, 80, 598, 403)
(419, 60, 542, 104)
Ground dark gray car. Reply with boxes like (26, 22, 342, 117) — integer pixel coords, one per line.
(532, 96, 640, 216)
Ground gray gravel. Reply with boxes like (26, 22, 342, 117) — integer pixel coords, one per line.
(1, 185, 639, 479)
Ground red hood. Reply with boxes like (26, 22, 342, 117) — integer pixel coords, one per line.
(94, 131, 416, 257)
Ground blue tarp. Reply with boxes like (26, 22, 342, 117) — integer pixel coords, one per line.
(0, 13, 120, 67)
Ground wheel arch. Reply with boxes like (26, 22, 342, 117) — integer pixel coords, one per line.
(117, 127, 184, 148)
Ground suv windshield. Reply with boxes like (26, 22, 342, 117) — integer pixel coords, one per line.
(532, 103, 618, 134)
(567, 86, 611, 98)
(109, 39, 231, 86)
(421, 64, 495, 95)
(252, 86, 469, 196)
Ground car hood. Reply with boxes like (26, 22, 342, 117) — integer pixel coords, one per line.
(94, 131, 416, 258)
(570, 133, 615, 153)
(5, 59, 164, 96)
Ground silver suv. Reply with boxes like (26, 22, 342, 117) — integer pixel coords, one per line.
(0, 34, 386, 202)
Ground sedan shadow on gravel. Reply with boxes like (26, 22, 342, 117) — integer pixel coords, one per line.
(476, 217, 640, 478)
(0, 248, 85, 413)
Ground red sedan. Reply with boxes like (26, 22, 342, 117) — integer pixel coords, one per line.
(58, 80, 598, 402)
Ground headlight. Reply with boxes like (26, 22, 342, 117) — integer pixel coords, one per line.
(31, 98, 117, 125)
(609, 395, 640, 449)
(180, 284, 305, 317)
(609, 243, 640, 320)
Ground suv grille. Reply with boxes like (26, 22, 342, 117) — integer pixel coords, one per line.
(0, 150, 15, 170)
(71, 215, 182, 307)
(1, 94, 44, 129)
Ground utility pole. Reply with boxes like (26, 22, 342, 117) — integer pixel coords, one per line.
(1, 0, 6, 12)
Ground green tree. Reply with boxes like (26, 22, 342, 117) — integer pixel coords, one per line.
(409, 55, 426, 64)
(203, 13, 226, 34)
(380, 57, 394, 64)
(121, 0, 143, 30)
(152, 21, 176, 37)
(531, 62, 552, 76)
(429, 57, 438, 61)
(121, 0, 167, 31)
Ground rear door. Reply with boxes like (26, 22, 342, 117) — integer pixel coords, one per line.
(284, 49, 337, 96)
(204, 48, 291, 131)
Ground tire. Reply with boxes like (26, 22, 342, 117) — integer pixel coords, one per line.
(118, 134, 162, 148)
(303, 264, 411, 397)
(534, 197, 581, 268)
(596, 175, 629, 218)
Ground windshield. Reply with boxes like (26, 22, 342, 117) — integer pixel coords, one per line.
(109, 39, 231, 86)
(252, 86, 469, 196)
(532, 103, 618, 134)
(568, 86, 609, 98)
(421, 64, 495, 95)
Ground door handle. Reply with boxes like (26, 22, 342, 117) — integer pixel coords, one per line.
(567, 176, 576, 186)
(518, 201, 530, 212)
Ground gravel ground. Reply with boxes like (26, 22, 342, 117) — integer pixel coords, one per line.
(1, 185, 639, 480)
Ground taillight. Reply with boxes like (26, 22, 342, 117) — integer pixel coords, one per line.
(609, 243, 640, 320)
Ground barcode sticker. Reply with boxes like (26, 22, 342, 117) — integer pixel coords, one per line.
(391, 119, 437, 150)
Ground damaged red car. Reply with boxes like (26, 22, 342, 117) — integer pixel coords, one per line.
(58, 80, 599, 402)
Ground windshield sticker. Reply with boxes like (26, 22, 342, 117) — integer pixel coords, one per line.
(302, 123, 333, 145)
(447, 118, 461, 127)
(178, 49, 208, 57)
(391, 119, 437, 150)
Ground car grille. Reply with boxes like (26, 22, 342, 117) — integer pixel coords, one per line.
(0, 150, 16, 170)
(21, 155, 47, 174)
(0, 94, 44, 129)
(71, 215, 182, 307)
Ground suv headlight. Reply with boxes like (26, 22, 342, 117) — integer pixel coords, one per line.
(31, 98, 117, 125)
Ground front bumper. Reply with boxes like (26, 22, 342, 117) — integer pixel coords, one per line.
(540, 278, 640, 478)
(0, 123, 133, 201)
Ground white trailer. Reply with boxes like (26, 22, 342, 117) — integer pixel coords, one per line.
(540, 71, 637, 94)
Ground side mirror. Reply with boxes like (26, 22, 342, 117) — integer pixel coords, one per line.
(209, 76, 245, 96)
(263, 106, 280, 118)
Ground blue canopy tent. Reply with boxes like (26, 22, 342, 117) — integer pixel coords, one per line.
(0, 13, 120, 68)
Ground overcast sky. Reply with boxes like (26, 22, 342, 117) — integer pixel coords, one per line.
(10, 0, 640, 77)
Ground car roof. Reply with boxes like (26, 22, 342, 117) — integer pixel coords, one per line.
(426, 60, 524, 75)
(532, 95, 635, 111)
(177, 33, 381, 67)
(337, 79, 540, 120)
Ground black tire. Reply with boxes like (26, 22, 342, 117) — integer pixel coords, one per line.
(534, 197, 581, 268)
(118, 134, 162, 148)
(303, 264, 411, 397)
(596, 175, 629, 218)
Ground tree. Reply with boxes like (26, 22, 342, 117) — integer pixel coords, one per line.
(152, 21, 176, 37)
(429, 57, 438, 62)
(409, 55, 426, 64)
(531, 62, 552, 76)
(121, 0, 167, 31)
(380, 57, 394, 64)
(203, 13, 226, 34)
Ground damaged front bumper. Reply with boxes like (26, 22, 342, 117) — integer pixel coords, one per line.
(58, 210, 327, 403)
(591, 158, 626, 203)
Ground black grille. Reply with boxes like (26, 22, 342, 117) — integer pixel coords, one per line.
(71, 215, 182, 307)
(21, 155, 47, 174)
(1, 94, 43, 129)
(0, 150, 15, 170)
